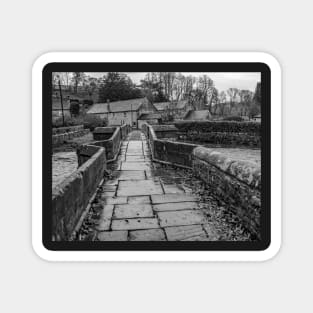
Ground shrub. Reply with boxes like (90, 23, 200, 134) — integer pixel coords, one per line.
(83, 99, 94, 106)
(81, 114, 107, 131)
(222, 115, 244, 122)
(52, 115, 77, 128)
(52, 114, 107, 131)
(174, 121, 260, 134)
(69, 101, 80, 116)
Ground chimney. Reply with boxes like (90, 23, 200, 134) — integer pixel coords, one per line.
(107, 99, 110, 112)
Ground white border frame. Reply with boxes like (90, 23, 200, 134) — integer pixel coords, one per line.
(32, 52, 281, 262)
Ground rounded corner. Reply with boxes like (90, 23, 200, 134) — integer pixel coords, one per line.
(32, 52, 58, 74)
(31, 238, 55, 262)
(258, 238, 282, 262)
(257, 52, 282, 74)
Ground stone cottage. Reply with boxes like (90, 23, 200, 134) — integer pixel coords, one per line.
(86, 97, 157, 127)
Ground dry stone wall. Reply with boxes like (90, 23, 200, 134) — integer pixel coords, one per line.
(52, 126, 89, 145)
(175, 121, 261, 147)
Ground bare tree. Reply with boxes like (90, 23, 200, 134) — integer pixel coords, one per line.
(196, 75, 214, 109)
(207, 87, 219, 114)
(226, 88, 239, 115)
(239, 89, 254, 116)
(71, 72, 86, 94)
(218, 91, 227, 116)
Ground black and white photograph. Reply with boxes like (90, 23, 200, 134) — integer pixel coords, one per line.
(51, 70, 263, 244)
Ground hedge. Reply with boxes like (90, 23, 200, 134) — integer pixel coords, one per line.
(174, 121, 260, 134)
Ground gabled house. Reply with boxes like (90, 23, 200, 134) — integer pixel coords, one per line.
(86, 97, 157, 127)
(153, 100, 192, 119)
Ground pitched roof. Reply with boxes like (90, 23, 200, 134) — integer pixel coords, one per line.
(138, 113, 162, 120)
(153, 102, 171, 111)
(153, 100, 189, 111)
(175, 100, 189, 109)
(87, 98, 147, 114)
(184, 110, 212, 120)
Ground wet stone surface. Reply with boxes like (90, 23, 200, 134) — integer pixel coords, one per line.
(52, 151, 78, 188)
(75, 130, 253, 242)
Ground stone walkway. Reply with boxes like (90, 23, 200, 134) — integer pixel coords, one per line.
(94, 130, 214, 241)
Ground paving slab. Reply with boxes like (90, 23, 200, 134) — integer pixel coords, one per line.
(95, 205, 114, 231)
(101, 185, 117, 192)
(127, 196, 151, 204)
(151, 193, 198, 204)
(111, 218, 160, 230)
(100, 191, 116, 198)
(124, 152, 144, 156)
(114, 204, 154, 219)
(162, 184, 186, 194)
(153, 201, 199, 212)
(121, 162, 151, 171)
(127, 141, 142, 148)
(101, 197, 127, 205)
(181, 234, 211, 241)
(126, 156, 145, 162)
(129, 229, 166, 241)
(117, 180, 163, 196)
(115, 170, 146, 180)
(158, 210, 206, 227)
(97, 231, 128, 241)
(164, 224, 207, 241)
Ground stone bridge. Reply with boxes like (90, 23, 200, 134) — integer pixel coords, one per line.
(86, 130, 212, 241)
(53, 123, 261, 241)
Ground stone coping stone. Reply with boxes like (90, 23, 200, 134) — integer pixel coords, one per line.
(193, 146, 261, 188)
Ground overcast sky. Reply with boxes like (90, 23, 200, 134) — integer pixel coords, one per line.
(86, 72, 260, 92)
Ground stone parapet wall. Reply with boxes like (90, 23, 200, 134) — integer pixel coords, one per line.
(143, 123, 197, 168)
(120, 124, 131, 139)
(152, 124, 179, 139)
(93, 127, 116, 140)
(52, 145, 106, 241)
(192, 147, 261, 238)
(143, 123, 261, 238)
(91, 124, 131, 161)
(52, 129, 89, 145)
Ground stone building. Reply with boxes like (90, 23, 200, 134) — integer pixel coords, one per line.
(86, 97, 157, 127)
(154, 100, 192, 119)
(137, 113, 162, 129)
